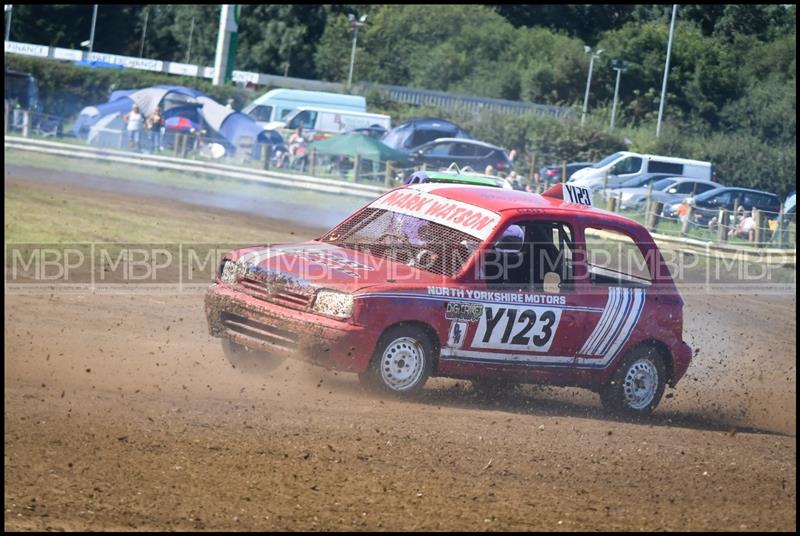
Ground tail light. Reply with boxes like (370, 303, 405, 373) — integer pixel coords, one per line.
(495, 161, 507, 170)
(545, 169, 559, 176)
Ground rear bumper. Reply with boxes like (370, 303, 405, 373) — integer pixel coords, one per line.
(204, 284, 378, 373)
(670, 341, 693, 386)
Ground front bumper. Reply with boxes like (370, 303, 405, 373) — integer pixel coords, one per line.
(204, 283, 378, 373)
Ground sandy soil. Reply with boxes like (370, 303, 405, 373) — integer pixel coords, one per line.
(4, 173, 796, 531)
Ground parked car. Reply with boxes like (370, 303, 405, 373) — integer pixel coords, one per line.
(408, 138, 512, 173)
(539, 162, 593, 185)
(664, 186, 782, 226)
(381, 117, 471, 152)
(602, 177, 720, 210)
(205, 182, 693, 416)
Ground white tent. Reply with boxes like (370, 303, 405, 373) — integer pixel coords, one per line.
(87, 112, 127, 149)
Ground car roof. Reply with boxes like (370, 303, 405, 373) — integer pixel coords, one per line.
(405, 183, 643, 227)
(696, 186, 779, 199)
(424, 137, 505, 150)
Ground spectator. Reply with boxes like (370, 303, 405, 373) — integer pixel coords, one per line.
(146, 106, 164, 153)
(507, 148, 517, 168)
(226, 98, 235, 110)
(484, 165, 495, 176)
(507, 170, 523, 190)
(123, 104, 144, 151)
(729, 210, 756, 241)
(676, 198, 692, 223)
(533, 171, 542, 188)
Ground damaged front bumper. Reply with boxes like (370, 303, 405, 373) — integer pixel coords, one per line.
(205, 283, 378, 372)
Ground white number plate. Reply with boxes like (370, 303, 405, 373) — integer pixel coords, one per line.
(472, 305, 562, 352)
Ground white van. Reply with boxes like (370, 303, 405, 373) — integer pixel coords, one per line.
(568, 151, 714, 191)
(274, 107, 392, 140)
(242, 89, 367, 128)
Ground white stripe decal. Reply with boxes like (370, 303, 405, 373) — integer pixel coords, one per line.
(595, 288, 634, 356)
(587, 287, 625, 355)
(579, 287, 618, 354)
(602, 289, 646, 361)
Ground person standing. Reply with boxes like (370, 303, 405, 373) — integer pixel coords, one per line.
(123, 104, 144, 151)
(146, 106, 164, 153)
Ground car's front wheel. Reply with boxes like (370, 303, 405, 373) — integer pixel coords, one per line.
(221, 339, 287, 374)
(600, 346, 667, 418)
(360, 325, 434, 395)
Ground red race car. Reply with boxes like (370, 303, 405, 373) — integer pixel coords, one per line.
(205, 182, 692, 416)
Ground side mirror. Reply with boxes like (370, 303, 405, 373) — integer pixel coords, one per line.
(543, 272, 561, 294)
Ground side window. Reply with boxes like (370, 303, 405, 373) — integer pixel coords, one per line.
(450, 143, 476, 157)
(287, 111, 317, 130)
(694, 183, 716, 194)
(247, 105, 273, 122)
(612, 156, 643, 175)
(709, 191, 733, 207)
(674, 182, 700, 194)
(647, 160, 683, 174)
(423, 142, 453, 156)
(279, 108, 293, 119)
(482, 221, 575, 291)
(584, 228, 652, 288)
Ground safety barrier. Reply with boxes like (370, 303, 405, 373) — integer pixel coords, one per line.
(4, 136, 389, 199)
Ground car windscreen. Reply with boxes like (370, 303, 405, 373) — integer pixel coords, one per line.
(320, 208, 482, 277)
(592, 152, 624, 169)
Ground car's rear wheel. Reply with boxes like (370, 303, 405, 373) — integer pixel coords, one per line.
(360, 325, 434, 395)
(221, 338, 287, 374)
(600, 345, 667, 418)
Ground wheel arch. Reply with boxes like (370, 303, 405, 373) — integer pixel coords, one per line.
(625, 338, 674, 385)
(378, 320, 441, 368)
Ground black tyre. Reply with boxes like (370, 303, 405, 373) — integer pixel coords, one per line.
(360, 325, 435, 395)
(600, 345, 667, 417)
(221, 338, 287, 374)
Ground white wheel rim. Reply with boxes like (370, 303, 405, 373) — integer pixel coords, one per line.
(380, 337, 425, 391)
(623, 359, 659, 410)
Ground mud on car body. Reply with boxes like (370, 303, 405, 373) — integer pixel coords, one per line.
(205, 182, 693, 416)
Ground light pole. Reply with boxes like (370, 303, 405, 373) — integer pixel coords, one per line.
(581, 46, 604, 127)
(89, 4, 98, 54)
(657, 4, 678, 138)
(347, 13, 367, 91)
(5, 4, 12, 42)
(610, 59, 629, 132)
(139, 6, 149, 58)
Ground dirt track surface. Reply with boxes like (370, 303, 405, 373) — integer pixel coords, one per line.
(4, 173, 796, 531)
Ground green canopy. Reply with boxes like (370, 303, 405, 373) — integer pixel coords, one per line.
(307, 133, 412, 165)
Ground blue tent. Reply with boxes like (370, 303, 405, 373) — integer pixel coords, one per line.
(70, 85, 283, 159)
(74, 59, 125, 70)
(381, 117, 471, 152)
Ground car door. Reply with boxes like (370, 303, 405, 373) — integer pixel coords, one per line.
(575, 222, 653, 373)
(448, 218, 592, 379)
